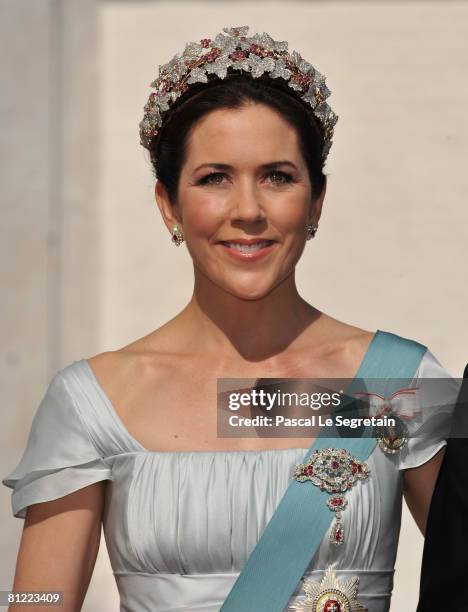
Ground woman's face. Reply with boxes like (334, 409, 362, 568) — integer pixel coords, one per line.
(156, 102, 326, 300)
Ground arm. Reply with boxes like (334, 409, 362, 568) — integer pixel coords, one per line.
(402, 446, 445, 536)
(8, 481, 106, 612)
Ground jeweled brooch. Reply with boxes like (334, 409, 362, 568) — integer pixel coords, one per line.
(292, 448, 370, 546)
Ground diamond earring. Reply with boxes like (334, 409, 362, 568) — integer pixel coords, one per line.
(171, 224, 184, 246)
(306, 222, 318, 240)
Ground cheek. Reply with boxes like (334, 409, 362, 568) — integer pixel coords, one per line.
(268, 196, 309, 234)
(182, 194, 228, 236)
(277, 206, 306, 231)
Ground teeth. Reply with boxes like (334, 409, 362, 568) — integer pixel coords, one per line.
(224, 240, 271, 253)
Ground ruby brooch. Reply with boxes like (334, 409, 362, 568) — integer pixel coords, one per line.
(292, 448, 370, 546)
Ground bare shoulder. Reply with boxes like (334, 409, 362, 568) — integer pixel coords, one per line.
(335, 324, 376, 371)
(348, 325, 376, 352)
(86, 328, 178, 394)
(306, 315, 376, 373)
(315, 314, 375, 352)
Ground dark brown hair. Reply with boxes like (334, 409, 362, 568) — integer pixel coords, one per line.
(148, 72, 327, 204)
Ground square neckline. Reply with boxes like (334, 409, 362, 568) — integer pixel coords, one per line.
(79, 329, 381, 455)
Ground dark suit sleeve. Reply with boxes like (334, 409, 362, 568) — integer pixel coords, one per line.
(417, 364, 468, 612)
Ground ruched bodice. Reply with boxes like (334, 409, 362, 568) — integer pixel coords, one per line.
(2, 347, 459, 612)
(105, 448, 398, 611)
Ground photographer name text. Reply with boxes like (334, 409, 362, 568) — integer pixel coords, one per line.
(228, 415, 395, 428)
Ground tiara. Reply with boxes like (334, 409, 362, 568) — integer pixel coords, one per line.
(139, 25, 338, 162)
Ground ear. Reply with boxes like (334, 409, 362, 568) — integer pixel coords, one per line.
(308, 175, 327, 226)
(155, 181, 182, 234)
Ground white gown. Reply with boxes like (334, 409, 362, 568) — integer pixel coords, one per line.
(2, 347, 459, 612)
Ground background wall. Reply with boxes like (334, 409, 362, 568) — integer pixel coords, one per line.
(1, 1, 467, 610)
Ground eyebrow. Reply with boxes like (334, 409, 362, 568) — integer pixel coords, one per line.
(192, 160, 298, 173)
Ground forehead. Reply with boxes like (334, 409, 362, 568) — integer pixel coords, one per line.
(184, 104, 302, 167)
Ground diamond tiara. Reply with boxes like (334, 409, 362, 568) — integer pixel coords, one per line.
(139, 25, 338, 163)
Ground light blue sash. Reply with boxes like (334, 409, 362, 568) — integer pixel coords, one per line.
(220, 329, 427, 612)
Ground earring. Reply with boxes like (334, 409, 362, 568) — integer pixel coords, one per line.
(171, 223, 184, 246)
(306, 222, 318, 240)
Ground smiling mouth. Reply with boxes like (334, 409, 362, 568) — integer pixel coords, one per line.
(218, 240, 275, 253)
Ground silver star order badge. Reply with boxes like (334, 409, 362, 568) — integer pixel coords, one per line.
(288, 566, 367, 612)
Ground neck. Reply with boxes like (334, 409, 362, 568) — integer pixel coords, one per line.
(175, 268, 323, 363)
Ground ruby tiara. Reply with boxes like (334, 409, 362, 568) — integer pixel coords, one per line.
(139, 25, 338, 163)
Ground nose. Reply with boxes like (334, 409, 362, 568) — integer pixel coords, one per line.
(230, 180, 266, 223)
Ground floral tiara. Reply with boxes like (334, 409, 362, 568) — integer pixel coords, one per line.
(139, 25, 338, 163)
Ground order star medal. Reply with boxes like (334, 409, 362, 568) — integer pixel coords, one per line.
(288, 566, 368, 612)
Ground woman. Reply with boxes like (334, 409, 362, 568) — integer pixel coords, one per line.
(2, 25, 458, 612)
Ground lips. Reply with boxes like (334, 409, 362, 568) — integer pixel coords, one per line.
(216, 239, 277, 261)
(219, 239, 275, 252)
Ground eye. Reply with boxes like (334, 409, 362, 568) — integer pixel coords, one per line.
(266, 170, 294, 185)
(198, 172, 226, 185)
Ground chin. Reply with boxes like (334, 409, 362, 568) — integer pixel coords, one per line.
(222, 281, 277, 301)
